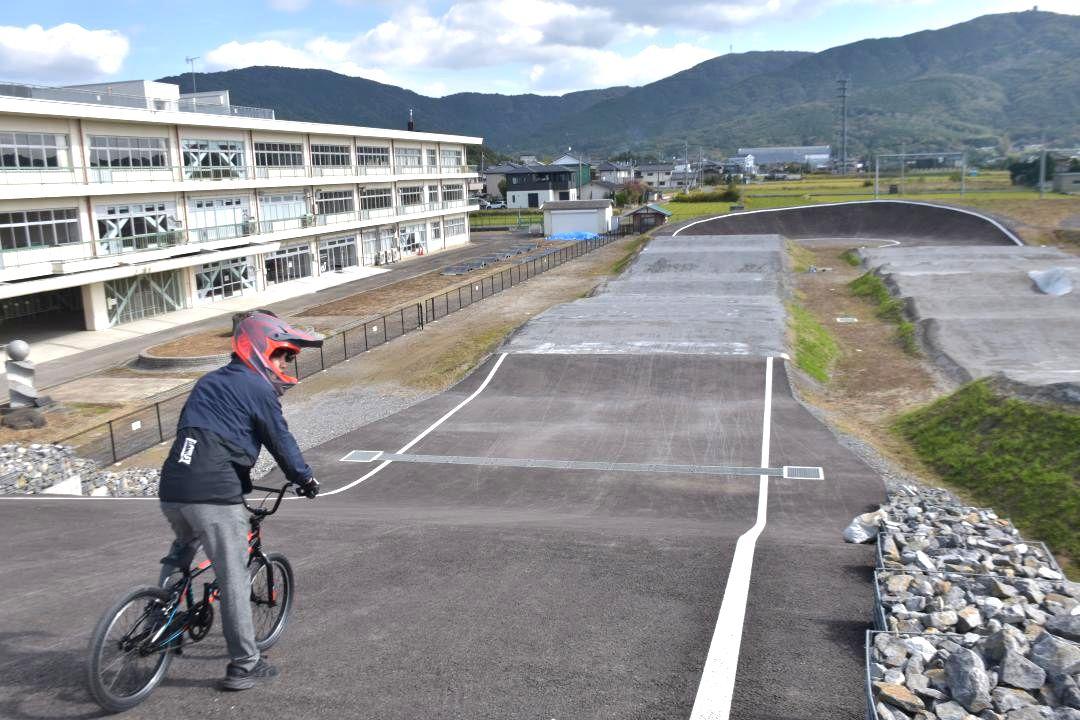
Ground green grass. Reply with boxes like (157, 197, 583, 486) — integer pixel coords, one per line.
(786, 240, 816, 273)
(787, 301, 839, 383)
(849, 273, 905, 323)
(607, 233, 650, 276)
(849, 273, 919, 354)
(895, 380, 1080, 575)
(839, 249, 862, 267)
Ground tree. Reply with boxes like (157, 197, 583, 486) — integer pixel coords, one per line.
(498, 179, 508, 196)
(1007, 157, 1054, 187)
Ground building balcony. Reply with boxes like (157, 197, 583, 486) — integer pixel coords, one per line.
(98, 229, 186, 256)
(0, 163, 479, 199)
(0, 81, 274, 119)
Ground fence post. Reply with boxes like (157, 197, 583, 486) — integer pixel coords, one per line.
(364, 322, 369, 351)
(293, 357, 300, 380)
(383, 315, 388, 342)
(155, 403, 164, 443)
(107, 420, 117, 464)
(343, 329, 349, 359)
(319, 343, 325, 370)
(417, 302, 424, 330)
(445, 292, 449, 316)
(400, 307, 406, 334)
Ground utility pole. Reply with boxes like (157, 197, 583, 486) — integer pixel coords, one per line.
(185, 56, 200, 96)
(900, 142, 906, 195)
(836, 77, 849, 175)
(1039, 148, 1046, 199)
(684, 140, 689, 192)
(874, 154, 879, 198)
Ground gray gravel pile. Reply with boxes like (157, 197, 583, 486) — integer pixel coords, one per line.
(877, 569, 1080, 636)
(869, 484, 1080, 719)
(0, 442, 158, 497)
(879, 489, 1060, 578)
(869, 629, 1080, 720)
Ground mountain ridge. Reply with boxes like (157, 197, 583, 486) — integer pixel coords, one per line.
(159, 10, 1080, 157)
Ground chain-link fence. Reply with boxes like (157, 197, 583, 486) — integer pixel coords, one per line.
(57, 226, 635, 466)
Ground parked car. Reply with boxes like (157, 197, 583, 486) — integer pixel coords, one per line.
(487, 200, 506, 209)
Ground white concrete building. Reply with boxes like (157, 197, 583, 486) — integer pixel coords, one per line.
(541, 200, 615, 235)
(0, 80, 480, 333)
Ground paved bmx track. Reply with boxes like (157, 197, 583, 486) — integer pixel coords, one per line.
(0, 231, 887, 719)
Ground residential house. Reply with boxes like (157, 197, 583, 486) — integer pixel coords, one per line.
(552, 153, 590, 189)
(596, 161, 632, 185)
(580, 179, 616, 201)
(481, 161, 523, 198)
(724, 153, 756, 177)
(622, 203, 672, 233)
(503, 164, 577, 208)
(633, 163, 676, 189)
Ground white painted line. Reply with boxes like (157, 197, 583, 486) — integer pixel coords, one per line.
(689, 355, 774, 720)
(322, 352, 509, 497)
(671, 199, 1024, 245)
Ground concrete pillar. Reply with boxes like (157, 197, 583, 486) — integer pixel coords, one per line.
(81, 282, 109, 330)
(181, 265, 200, 306)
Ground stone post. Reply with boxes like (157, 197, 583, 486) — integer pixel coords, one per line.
(5, 340, 39, 408)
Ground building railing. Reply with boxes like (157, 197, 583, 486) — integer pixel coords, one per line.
(55, 224, 636, 467)
(0, 163, 480, 187)
(0, 80, 275, 119)
(0, 204, 480, 270)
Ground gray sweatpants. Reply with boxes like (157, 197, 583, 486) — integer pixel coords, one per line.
(159, 502, 259, 672)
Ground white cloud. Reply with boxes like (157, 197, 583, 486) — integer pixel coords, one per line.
(204, 0, 712, 94)
(0, 23, 129, 83)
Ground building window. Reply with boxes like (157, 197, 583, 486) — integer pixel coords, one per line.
(319, 235, 358, 272)
(395, 147, 421, 168)
(398, 185, 423, 206)
(96, 201, 178, 253)
(445, 216, 466, 236)
(431, 220, 442, 240)
(357, 146, 390, 167)
(0, 209, 80, 250)
(442, 184, 464, 202)
(196, 257, 256, 301)
(104, 270, 184, 325)
(426, 149, 438, 167)
(1, 132, 70, 168)
(182, 138, 245, 179)
(315, 189, 354, 215)
(264, 243, 313, 285)
(427, 185, 439, 204)
(401, 222, 426, 251)
(253, 142, 303, 167)
(88, 135, 166, 168)
(360, 187, 393, 210)
(440, 149, 462, 168)
(311, 144, 352, 167)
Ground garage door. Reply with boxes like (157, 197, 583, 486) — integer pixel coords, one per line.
(548, 210, 600, 235)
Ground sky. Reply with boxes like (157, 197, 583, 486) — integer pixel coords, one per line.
(1, 0, 1077, 98)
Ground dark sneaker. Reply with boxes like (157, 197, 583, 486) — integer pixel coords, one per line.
(220, 659, 279, 691)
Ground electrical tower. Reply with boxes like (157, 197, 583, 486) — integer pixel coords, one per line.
(836, 77, 849, 175)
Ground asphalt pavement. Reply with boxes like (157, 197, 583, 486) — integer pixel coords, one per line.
(0, 230, 885, 719)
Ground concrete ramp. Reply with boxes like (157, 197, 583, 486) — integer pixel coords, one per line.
(672, 200, 1020, 246)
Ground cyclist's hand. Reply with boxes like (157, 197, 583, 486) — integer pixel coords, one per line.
(295, 477, 319, 499)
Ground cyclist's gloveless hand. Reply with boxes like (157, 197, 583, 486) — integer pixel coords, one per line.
(296, 477, 319, 499)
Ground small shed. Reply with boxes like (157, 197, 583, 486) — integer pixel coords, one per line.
(541, 199, 615, 235)
(623, 203, 672, 233)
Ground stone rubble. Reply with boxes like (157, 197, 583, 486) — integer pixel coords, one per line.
(0, 442, 158, 497)
(870, 484, 1079, 720)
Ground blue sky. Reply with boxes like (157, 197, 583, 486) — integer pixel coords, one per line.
(2, 0, 1076, 97)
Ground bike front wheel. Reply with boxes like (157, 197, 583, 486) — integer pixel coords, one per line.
(86, 585, 175, 713)
(249, 552, 294, 651)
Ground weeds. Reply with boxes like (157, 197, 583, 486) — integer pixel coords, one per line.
(839, 248, 862, 266)
(895, 380, 1080, 575)
(787, 301, 839, 383)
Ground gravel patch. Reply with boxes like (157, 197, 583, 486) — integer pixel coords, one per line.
(0, 442, 158, 497)
(251, 381, 434, 479)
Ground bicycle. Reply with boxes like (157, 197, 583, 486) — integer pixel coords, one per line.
(86, 484, 295, 713)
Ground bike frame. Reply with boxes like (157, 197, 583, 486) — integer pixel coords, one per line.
(142, 484, 289, 654)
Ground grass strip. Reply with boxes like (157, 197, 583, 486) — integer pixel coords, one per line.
(839, 248, 862, 267)
(606, 233, 650, 276)
(849, 272, 919, 354)
(894, 380, 1080, 574)
(787, 301, 839, 383)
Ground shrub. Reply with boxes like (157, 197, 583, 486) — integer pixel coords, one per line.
(670, 182, 741, 203)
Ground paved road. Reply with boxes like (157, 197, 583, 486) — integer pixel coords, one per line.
(26, 232, 526, 392)
(0, 231, 884, 719)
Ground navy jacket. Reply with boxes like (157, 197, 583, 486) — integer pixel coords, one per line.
(158, 357, 312, 504)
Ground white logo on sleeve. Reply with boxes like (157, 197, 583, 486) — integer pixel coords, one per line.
(179, 437, 198, 465)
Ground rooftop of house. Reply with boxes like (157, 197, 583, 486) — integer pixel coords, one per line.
(541, 199, 613, 211)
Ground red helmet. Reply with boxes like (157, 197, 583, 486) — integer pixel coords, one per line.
(232, 311, 323, 395)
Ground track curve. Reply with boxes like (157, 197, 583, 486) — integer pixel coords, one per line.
(667, 200, 1021, 246)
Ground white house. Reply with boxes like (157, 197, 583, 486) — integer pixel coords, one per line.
(541, 199, 615, 235)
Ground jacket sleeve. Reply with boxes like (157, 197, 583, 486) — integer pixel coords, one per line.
(253, 390, 313, 484)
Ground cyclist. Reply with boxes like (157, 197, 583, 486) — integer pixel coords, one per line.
(157, 310, 322, 691)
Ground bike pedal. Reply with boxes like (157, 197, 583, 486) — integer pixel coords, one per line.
(173, 647, 184, 655)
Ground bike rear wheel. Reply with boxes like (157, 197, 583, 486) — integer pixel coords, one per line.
(87, 586, 175, 713)
(249, 552, 294, 651)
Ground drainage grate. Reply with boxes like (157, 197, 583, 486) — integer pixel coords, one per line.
(782, 466, 825, 480)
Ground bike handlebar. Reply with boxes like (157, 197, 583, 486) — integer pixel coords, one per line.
(244, 483, 290, 517)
